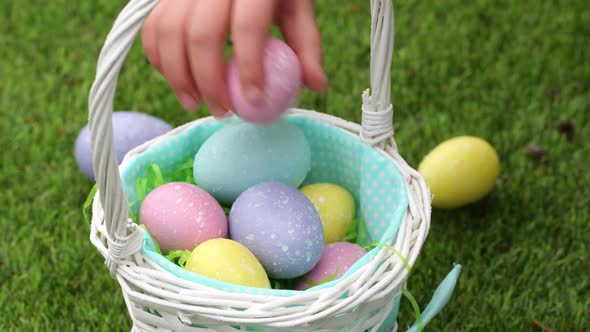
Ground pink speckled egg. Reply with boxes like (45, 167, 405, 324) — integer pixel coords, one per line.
(139, 182, 227, 253)
(294, 242, 367, 290)
(227, 37, 302, 124)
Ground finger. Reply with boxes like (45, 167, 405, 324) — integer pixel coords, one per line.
(141, 1, 165, 73)
(279, 0, 328, 92)
(231, 0, 277, 103)
(186, 0, 232, 118)
(156, 0, 201, 111)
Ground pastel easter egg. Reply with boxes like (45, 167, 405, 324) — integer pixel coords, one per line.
(300, 183, 356, 244)
(74, 111, 172, 181)
(185, 238, 271, 288)
(139, 182, 227, 252)
(229, 182, 324, 279)
(294, 242, 367, 290)
(418, 136, 500, 209)
(193, 118, 311, 205)
(227, 37, 302, 124)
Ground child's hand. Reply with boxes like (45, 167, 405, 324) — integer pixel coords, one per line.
(141, 0, 328, 118)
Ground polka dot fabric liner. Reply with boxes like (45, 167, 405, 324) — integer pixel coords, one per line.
(120, 115, 409, 297)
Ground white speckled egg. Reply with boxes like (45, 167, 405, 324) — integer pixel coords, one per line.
(193, 118, 311, 205)
(139, 182, 227, 253)
(229, 182, 324, 279)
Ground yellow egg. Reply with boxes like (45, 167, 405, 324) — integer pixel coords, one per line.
(418, 136, 500, 209)
(185, 238, 271, 288)
(300, 183, 355, 243)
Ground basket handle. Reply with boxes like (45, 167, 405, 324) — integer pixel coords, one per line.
(361, 0, 396, 149)
(87, 0, 397, 274)
(88, 0, 162, 275)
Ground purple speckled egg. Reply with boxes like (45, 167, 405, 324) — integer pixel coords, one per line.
(140, 182, 228, 253)
(295, 242, 367, 290)
(74, 111, 172, 181)
(227, 37, 302, 124)
(229, 182, 324, 279)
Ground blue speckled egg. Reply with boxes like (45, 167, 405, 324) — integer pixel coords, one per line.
(229, 182, 324, 279)
(193, 118, 311, 205)
(74, 111, 172, 181)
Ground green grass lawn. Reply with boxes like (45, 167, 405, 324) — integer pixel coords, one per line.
(1, 0, 588, 331)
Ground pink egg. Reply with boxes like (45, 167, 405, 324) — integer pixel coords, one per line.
(227, 37, 302, 124)
(139, 182, 227, 252)
(294, 242, 367, 290)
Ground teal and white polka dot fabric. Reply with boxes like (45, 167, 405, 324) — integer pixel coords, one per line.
(121, 114, 408, 297)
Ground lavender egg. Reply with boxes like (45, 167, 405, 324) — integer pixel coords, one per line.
(74, 111, 172, 181)
(229, 182, 324, 279)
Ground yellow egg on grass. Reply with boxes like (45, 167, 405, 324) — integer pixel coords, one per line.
(418, 136, 500, 209)
(185, 238, 271, 289)
(300, 183, 355, 243)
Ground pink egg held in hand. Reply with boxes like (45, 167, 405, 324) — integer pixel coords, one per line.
(227, 37, 302, 124)
(294, 242, 367, 291)
(139, 182, 228, 253)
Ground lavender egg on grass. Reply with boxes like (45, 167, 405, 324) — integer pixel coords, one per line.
(74, 111, 172, 181)
(193, 118, 311, 205)
(229, 182, 324, 279)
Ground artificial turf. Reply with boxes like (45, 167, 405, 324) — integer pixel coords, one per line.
(1, 0, 588, 331)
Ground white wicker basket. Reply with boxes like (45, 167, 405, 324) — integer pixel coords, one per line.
(87, 0, 461, 331)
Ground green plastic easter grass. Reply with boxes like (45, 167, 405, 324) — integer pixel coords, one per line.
(128, 160, 196, 221)
(343, 218, 368, 246)
(271, 278, 296, 290)
(302, 266, 341, 288)
(271, 280, 281, 289)
(165, 250, 192, 268)
(83, 184, 98, 225)
(140, 225, 162, 255)
(134, 164, 164, 204)
(173, 158, 196, 184)
(356, 217, 367, 245)
(364, 242, 412, 272)
(402, 287, 424, 332)
(363, 241, 422, 331)
(343, 219, 359, 242)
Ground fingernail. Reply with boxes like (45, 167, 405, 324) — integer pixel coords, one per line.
(243, 84, 264, 103)
(218, 111, 234, 120)
(209, 104, 227, 118)
(178, 92, 199, 111)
